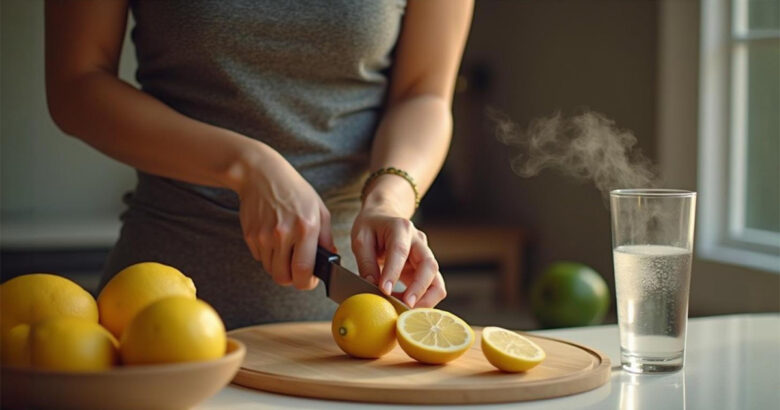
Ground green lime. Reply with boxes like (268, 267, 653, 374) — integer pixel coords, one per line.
(530, 262, 610, 328)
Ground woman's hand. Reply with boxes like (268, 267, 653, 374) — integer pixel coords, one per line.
(229, 141, 335, 290)
(347, 0, 471, 309)
(351, 176, 446, 308)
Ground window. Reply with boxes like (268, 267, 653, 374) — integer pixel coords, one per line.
(699, 0, 780, 272)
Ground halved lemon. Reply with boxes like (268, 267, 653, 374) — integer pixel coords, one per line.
(481, 326, 545, 372)
(396, 308, 474, 364)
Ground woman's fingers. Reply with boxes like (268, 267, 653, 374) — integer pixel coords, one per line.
(257, 230, 274, 276)
(240, 204, 263, 263)
(414, 271, 447, 308)
(234, 163, 331, 290)
(270, 223, 293, 286)
(242, 227, 261, 262)
(242, 220, 274, 276)
(318, 204, 336, 252)
(291, 216, 319, 290)
(378, 219, 413, 295)
(400, 237, 438, 307)
(352, 229, 380, 284)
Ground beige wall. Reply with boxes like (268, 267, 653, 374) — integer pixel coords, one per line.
(0, 1, 136, 232)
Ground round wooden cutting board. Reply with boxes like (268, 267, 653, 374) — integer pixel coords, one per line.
(229, 322, 610, 404)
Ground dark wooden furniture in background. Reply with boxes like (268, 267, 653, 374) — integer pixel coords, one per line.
(423, 224, 526, 308)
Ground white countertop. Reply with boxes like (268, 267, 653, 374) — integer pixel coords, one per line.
(198, 313, 780, 409)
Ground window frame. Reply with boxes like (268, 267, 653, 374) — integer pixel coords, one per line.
(698, 0, 780, 273)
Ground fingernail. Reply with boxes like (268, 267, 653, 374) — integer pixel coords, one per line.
(407, 294, 417, 307)
(365, 275, 376, 284)
(382, 281, 392, 295)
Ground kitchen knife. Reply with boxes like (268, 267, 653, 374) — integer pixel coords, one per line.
(313, 246, 410, 314)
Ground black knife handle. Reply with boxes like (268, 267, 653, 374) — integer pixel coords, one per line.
(313, 246, 341, 289)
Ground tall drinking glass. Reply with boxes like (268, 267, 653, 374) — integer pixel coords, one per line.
(610, 189, 696, 373)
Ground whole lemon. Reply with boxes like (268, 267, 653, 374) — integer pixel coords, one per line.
(0, 273, 98, 336)
(1, 323, 31, 368)
(331, 293, 398, 359)
(98, 262, 196, 338)
(120, 297, 226, 365)
(30, 317, 119, 372)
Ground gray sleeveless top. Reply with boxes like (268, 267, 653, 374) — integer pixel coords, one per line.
(129, 0, 407, 207)
(102, 1, 407, 329)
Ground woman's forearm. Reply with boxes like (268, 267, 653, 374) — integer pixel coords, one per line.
(363, 95, 453, 218)
(46, 69, 275, 193)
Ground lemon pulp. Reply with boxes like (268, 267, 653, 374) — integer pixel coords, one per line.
(481, 326, 545, 372)
(396, 308, 474, 364)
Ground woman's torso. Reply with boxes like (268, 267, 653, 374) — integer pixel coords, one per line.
(102, 2, 406, 327)
(129, 0, 406, 208)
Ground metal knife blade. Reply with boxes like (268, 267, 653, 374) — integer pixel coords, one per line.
(313, 246, 410, 314)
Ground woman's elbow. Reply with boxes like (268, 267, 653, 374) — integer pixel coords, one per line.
(46, 81, 80, 137)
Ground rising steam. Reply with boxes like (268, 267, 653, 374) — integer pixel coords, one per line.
(488, 109, 657, 195)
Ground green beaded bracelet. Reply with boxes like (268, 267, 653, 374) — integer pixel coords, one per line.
(361, 167, 420, 209)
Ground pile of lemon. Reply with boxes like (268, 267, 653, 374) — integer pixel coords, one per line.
(0, 263, 226, 372)
(331, 294, 546, 372)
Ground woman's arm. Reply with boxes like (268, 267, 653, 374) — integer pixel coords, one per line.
(46, 0, 256, 191)
(352, 0, 474, 308)
(46, 0, 334, 289)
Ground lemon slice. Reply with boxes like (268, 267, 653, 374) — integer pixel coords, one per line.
(481, 326, 545, 372)
(396, 308, 474, 364)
